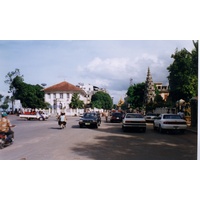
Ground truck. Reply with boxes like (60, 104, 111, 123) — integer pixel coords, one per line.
(19, 111, 49, 121)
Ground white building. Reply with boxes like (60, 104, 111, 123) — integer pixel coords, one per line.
(76, 83, 107, 104)
(76, 83, 94, 105)
(154, 82, 169, 101)
(43, 81, 86, 115)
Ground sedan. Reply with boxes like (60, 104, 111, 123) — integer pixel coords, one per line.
(145, 113, 158, 123)
(122, 113, 146, 132)
(153, 114, 187, 133)
(110, 112, 123, 123)
(79, 112, 101, 128)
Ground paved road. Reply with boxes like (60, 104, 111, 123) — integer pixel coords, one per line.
(0, 115, 197, 160)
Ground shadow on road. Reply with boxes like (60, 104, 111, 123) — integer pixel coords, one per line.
(49, 127, 63, 130)
(71, 131, 197, 160)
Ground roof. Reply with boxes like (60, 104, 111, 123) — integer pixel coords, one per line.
(43, 81, 86, 95)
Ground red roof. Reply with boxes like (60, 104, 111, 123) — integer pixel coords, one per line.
(43, 81, 85, 94)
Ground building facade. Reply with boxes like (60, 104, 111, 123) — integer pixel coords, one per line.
(76, 83, 107, 105)
(43, 81, 86, 115)
(154, 82, 169, 101)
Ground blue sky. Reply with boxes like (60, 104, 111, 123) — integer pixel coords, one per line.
(0, 40, 195, 103)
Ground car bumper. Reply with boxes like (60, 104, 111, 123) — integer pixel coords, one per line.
(161, 124, 187, 130)
(146, 119, 154, 122)
(110, 119, 122, 122)
(122, 123, 146, 128)
(79, 122, 97, 127)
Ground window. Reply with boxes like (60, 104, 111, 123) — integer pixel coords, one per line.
(53, 93, 56, 99)
(60, 93, 63, 99)
(48, 93, 51, 99)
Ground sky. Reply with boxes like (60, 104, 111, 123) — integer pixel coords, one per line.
(0, 40, 195, 104)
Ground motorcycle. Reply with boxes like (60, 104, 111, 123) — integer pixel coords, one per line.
(0, 132, 14, 149)
(58, 121, 66, 129)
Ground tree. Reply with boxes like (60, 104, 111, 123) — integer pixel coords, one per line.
(12, 76, 48, 109)
(69, 93, 84, 109)
(91, 91, 112, 110)
(0, 94, 3, 102)
(4, 68, 24, 112)
(167, 41, 198, 103)
(0, 95, 9, 111)
(126, 82, 145, 109)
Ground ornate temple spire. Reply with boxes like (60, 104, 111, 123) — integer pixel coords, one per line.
(144, 67, 156, 104)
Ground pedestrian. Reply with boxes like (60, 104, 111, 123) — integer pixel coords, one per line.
(105, 111, 108, 122)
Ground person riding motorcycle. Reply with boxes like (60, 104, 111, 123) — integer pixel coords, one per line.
(58, 112, 67, 128)
(0, 113, 15, 143)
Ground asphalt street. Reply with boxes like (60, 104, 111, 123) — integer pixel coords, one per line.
(0, 115, 197, 160)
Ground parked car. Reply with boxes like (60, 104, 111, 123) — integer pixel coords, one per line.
(153, 113, 187, 133)
(79, 112, 101, 128)
(145, 113, 158, 123)
(122, 113, 146, 132)
(110, 112, 123, 123)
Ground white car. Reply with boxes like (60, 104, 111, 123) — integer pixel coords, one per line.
(122, 113, 146, 132)
(145, 113, 158, 123)
(153, 113, 187, 133)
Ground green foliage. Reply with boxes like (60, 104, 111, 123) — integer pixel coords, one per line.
(91, 91, 112, 110)
(126, 82, 145, 109)
(4, 68, 24, 112)
(167, 41, 198, 102)
(154, 94, 165, 107)
(146, 94, 166, 112)
(0, 94, 3, 102)
(5, 68, 24, 94)
(69, 93, 84, 109)
(12, 76, 47, 109)
(0, 96, 10, 111)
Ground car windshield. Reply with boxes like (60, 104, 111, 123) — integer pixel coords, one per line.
(146, 113, 157, 116)
(163, 115, 182, 119)
(113, 113, 122, 117)
(126, 114, 143, 118)
(83, 113, 95, 118)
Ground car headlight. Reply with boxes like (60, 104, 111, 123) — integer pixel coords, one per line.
(79, 119, 83, 122)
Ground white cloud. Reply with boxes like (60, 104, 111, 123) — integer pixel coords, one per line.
(78, 57, 130, 80)
(77, 52, 170, 94)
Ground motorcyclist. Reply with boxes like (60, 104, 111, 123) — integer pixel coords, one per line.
(58, 112, 67, 127)
(0, 112, 15, 143)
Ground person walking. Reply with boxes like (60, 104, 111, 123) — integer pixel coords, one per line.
(105, 111, 109, 122)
